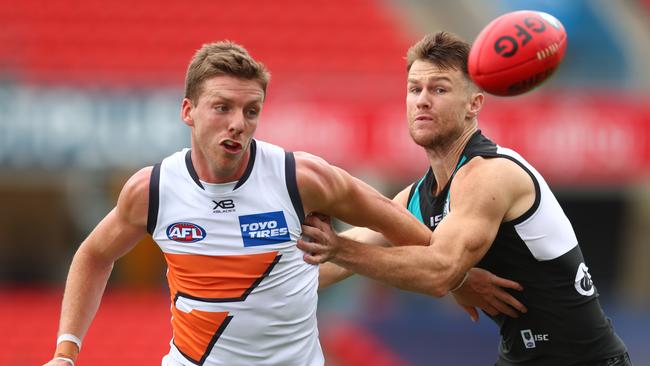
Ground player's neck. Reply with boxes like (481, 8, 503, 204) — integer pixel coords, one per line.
(426, 125, 477, 196)
(191, 143, 251, 184)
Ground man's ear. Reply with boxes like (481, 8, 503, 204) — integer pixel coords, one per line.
(181, 98, 195, 126)
(467, 91, 484, 119)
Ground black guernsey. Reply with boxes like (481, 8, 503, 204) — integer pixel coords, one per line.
(406, 131, 627, 365)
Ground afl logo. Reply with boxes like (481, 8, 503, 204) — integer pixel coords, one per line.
(166, 222, 206, 243)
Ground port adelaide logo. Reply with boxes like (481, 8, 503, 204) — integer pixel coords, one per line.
(574, 262, 595, 296)
(166, 222, 206, 243)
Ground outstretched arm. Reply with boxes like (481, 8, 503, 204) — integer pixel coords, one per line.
(309, 157, 528, 319)
(318, 226, 391, 289)
(42, 167, 152, 366)
(300, 157, 534, 298)
(294, 152, 431, 253)
(317, 185, 411, 289)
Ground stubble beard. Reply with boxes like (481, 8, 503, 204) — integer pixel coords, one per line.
(410, 123, 464, 151)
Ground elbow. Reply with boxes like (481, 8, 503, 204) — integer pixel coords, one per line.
(422, 274, 451, 298)
(73, 244, 115, 273)
(427, 286, 448, 298)
(424, 265, 462, 298)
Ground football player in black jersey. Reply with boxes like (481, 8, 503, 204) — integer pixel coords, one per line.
(301, 32, 631, 366)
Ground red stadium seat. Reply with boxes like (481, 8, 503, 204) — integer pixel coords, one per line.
(0, 0, 414, 98)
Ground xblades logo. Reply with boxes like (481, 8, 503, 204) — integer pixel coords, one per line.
(574, 262, 595, 296)
(212, 199, 236, 213)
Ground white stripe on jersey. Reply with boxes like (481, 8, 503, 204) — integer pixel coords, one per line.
(497, 146, 579, 261)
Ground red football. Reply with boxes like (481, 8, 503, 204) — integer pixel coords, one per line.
(468, 10, 567, 96)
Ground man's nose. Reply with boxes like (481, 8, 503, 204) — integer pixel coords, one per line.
(228, 112, 245, 133)
(416, 91, 431, 109)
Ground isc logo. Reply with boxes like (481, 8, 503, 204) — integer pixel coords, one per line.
(239, 211, 290, 247)
(520, 329, 550, 349)
(166, 222, 206, 243)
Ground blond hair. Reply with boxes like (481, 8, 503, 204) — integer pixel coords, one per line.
(406, 32, 471, 79)
(184, 41, 270, 102)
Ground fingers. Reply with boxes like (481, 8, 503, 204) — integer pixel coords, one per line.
(308, 212, 332, 225)
(304, 214, 332, 232)
(490, 275, 524, 291)
(482, 304, 499, 317)
(489, 297, 519, 318)
(297, 239, 330, 264)
(301, 224, 323, 241)
(303, 252, 325, 265)
(494, 290, 528, 314)
(461, 305, 479, 322)
(296, 239, 319, 254)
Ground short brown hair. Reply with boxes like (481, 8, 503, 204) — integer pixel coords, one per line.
(406, 32, 471, 78)
(184, 41, 270, 102)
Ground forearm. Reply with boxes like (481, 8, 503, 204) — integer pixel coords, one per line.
(318, 262, 354, 289)
(332, 237, 465, 297)
(58, 246, 114, 343)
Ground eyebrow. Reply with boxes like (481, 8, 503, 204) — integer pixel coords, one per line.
(408, 76, 453, 84)
(206, 93, 263, 105)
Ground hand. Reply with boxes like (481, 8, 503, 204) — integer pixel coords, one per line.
(297, 213, 338, 265)
(452, 267, 527, 322)
(42, 357, 74, 366)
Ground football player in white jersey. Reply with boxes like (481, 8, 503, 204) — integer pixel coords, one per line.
(44, 40, 525, 366)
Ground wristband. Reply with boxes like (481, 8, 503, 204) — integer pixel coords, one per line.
(450, 272, 469, 292)
(53, 356, 75, 366)
(57, 333, 82, 351)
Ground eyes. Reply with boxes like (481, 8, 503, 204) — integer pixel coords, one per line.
(213, 104, 260, 119)
(243, 107, 260, 118)
(408, 85, 448, 95)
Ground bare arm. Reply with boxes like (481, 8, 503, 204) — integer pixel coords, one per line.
(301, 157, 534, 297)
(295, 152, 431, 250)
(318, 186, 412, 289)
(318, 226, 392, 289)
(43, 167, 152, 365)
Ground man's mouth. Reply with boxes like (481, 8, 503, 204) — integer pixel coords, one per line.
(221, 140, 243, 154)
(415, 115, 433, 121)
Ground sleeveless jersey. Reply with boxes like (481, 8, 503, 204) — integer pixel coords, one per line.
(148, 139, 323, 366)
(407, 131, 627, 365)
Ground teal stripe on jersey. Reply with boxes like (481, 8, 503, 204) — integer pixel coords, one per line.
(407, 175, 427, 224)
(455, 155, 468, 171)
(446, 155, 468, 204)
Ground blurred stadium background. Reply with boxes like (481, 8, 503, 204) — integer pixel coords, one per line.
(1, 0, 649, 365)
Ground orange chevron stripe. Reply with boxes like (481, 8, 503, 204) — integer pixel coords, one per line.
(172, 306, 231, 364)
(164, 251, 280, 300)
(163, 252, 281, 364)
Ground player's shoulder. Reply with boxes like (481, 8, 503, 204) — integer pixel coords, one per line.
(453, 156, 533, 198)
(122, 166, 153, 197)
(458, 155, 527, 181)
(293, 151, 342, 185)
(393, 185, 414, 207)
(116, 166, 154, 227)
(292, 151, 354, 213)
(293, 151, 330, 171)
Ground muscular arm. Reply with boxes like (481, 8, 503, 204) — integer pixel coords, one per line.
(318, 186, 412, 289)
(45, 167, 152, 365)
(304, 157, 534, 297)
(295, 152, 431, 250)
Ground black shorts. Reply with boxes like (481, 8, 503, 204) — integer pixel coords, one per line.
(572, 352, 632, 366)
